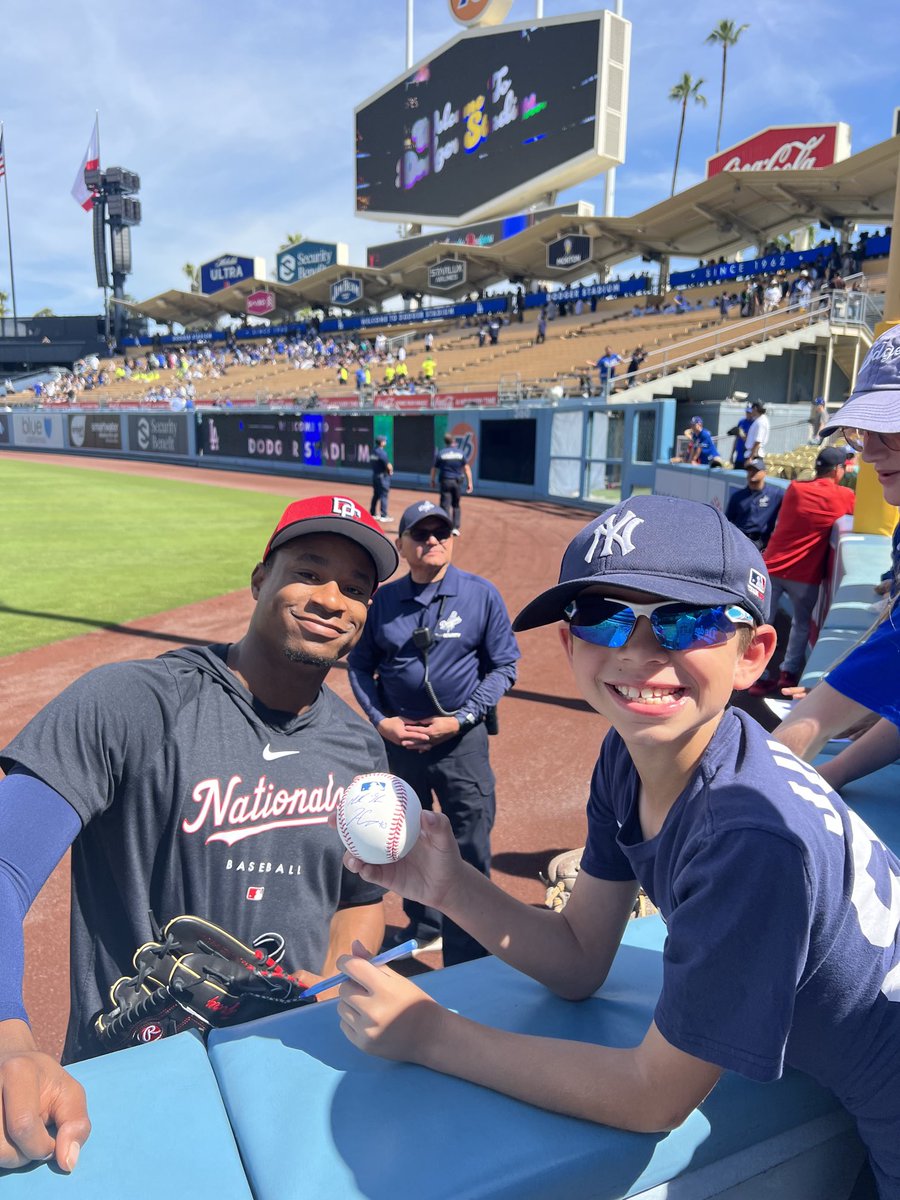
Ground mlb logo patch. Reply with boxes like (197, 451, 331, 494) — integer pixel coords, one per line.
(246, 886, 265, 902)
(747, 568, 767, 600)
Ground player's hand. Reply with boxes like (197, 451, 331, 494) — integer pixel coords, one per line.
(339, 809, 464, 910)
(0, 1020, 91, 1172)
(337, 941, 441, 1064)
(780, 685, 809, 701)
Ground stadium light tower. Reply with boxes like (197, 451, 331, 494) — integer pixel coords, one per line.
(84, 165, 142, 346)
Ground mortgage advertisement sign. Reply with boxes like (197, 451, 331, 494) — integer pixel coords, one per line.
(68, 413, 123, 450)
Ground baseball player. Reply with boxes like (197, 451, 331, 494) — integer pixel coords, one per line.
(430, 433, 473, 535)
(0, 495, 398, 1173)
(336, 496, 900, 1200)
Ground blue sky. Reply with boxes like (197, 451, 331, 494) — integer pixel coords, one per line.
(1, 0, 898, 318)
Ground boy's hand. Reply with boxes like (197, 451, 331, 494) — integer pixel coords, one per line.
(332, 810, 464, 911)
(0, 1020, 91, 1172)
(337, 941, 441, 1064)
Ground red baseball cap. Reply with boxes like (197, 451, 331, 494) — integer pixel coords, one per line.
(262, 496, 399, 583)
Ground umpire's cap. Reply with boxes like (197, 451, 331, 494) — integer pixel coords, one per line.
(263, 496, 399, 582)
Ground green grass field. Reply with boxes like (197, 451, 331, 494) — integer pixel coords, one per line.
(1, 459, 292, 656)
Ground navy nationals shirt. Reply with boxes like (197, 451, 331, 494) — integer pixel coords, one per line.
(1, 646, 386, 1063)
(582, 708, 900, 1194)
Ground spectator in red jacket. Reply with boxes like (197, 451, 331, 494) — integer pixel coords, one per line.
(749, 446, 855, 694)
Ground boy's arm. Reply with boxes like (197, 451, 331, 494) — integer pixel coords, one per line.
(816, 718, 900, 791)
(341, 811, 638, 997)
(338, 964, 721, 1133)
(773, 680, 876, 760)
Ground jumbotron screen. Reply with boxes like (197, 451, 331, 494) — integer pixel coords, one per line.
(355, 16, 602, 225)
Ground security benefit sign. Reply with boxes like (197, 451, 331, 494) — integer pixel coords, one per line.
(68, 413, 123, 451)
(127, 413, 189, 456)
(427, 259, 467, 291)
(276, 240, 348, 283)
(546, 235, 592, 271)
(330, 277, 364, 306)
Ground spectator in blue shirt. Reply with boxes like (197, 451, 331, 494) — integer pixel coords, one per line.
(588, 347, 622, 400)
(348, 499, 519, 965)
(687, 416, 722, 466)
(728, 403, 755, 467)
(725, 458, 784, 551)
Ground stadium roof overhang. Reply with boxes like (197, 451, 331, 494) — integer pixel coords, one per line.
(126, 136, 899, 328)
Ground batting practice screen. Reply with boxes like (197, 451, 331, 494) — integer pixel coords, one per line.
(355, 16, 602, 223)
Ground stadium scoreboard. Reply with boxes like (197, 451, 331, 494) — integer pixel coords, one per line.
(355, 11, 630, 226)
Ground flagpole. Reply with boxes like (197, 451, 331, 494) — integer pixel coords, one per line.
(94, 109, 111, 345)
(1, 123, 18, 325)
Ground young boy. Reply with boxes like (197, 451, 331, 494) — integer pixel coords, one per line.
(336, 494, 900, 1199)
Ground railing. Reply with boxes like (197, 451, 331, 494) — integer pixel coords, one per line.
(831, 289, 883, 332)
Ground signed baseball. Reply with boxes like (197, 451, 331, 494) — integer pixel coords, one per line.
(336, 773, 422, 865)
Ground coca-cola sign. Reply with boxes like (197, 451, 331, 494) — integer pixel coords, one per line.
(706, 123, 850, 179)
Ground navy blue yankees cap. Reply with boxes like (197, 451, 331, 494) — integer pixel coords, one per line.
(512, 494, 770, 630)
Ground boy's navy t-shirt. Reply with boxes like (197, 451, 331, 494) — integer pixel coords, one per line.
(582, 707, 900, 1192)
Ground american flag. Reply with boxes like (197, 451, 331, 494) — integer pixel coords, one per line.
(0, 130, 5, 181)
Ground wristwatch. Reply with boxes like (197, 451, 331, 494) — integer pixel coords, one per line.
(457, 711, 477, 729)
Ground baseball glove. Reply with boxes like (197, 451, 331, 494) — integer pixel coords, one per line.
(93, 914, 314, 1052)
(542, 848, 583, 912)
(541, 849, 658, 918)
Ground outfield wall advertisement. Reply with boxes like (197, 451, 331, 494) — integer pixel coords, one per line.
(12, 413, 65, 448)
(68, 413, 123, 451)
(128, 414, 190, 456)
(200, 413, 377, 468)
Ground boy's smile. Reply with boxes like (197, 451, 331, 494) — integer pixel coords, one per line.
(561, 584, 775, 778)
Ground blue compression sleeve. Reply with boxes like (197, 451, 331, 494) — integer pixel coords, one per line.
(0, 770, 82, 1024)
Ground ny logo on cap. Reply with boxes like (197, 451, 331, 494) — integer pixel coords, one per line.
(585, 510, 644, 561)
(332, 497, 362, 519)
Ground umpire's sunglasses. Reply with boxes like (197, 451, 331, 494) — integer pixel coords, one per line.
(565, 596, 755, 652)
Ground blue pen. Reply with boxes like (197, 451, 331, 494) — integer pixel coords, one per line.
(299, 938, 419, 999)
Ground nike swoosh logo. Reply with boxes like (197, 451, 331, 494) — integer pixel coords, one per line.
(262, 744, 301, 761)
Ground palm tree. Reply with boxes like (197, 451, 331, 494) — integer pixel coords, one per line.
(279, 232, 304, 250)
(0, 290, 8, 318)
(669, 73, 707, 196)
(182, 262, 199, 293)
(706, 19, 749, 155)
(32, 307, 55, 317)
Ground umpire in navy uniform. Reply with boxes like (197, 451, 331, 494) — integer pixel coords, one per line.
(369, 435, 393, 523)
(348, 499, 519, 965)
(725, 457, 784, 551)
(430, 433, 473, 535)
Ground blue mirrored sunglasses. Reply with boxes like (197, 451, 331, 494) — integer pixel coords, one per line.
(565, 596, 754, 652)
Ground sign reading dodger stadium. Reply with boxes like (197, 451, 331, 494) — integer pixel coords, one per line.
(428, 259, 467, 291)
(546, 235, 592, 271)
